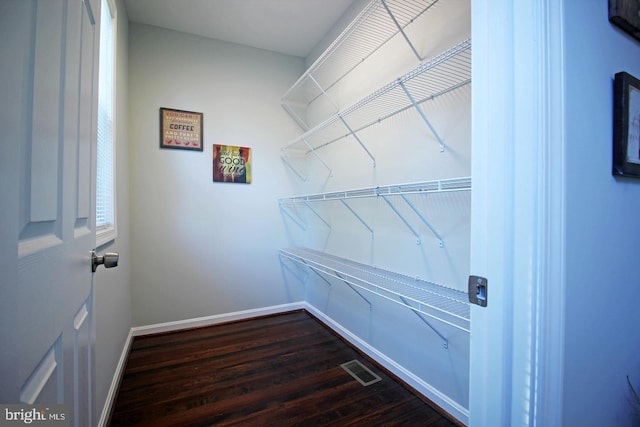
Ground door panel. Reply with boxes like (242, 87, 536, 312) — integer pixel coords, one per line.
(73, 298, 93, 426)
(18, 0, 64, 253)
(77, 0, 98, 228)
(0, 0, 101, 425)
(27, 0, 63, 229)
(20, 339, 63, 405)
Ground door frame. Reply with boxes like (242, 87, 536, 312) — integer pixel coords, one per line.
(470, 1, 566, 425)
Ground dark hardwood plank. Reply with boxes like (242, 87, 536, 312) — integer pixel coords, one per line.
(109, 310, 463, 426)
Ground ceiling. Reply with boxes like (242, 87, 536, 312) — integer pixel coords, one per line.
(123, 0, 358, 58)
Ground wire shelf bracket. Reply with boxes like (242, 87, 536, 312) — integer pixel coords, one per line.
(336, 271, 374, 309)
(309, 74, 339, 111)
(379, 194, 422, 245)
(281, 150, 309, 182)
(304, 201, 332, 230)
(338, 115, 376, 167)
(399, 193, 444, 247)
(280, 256, 309, 284)
(280, 138, 334, 182)
(339, 199, 374, 235)
(398, 80, 445, 152)
(400, 295, 449, 349)
(304, 137, 334, 177)
(307, 262, 334, 289)
(279, 202, 308, 230)
(380, 0, 423, 62)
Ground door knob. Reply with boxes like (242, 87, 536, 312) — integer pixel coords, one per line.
(91, 250, 119, 272)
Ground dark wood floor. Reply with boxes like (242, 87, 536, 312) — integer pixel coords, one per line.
(108, 310, 461, 426)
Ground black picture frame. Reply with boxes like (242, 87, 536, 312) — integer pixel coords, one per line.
(613, 72, 640, 178)
(609, 0, 640, 42)
(159, 107, 203, 151)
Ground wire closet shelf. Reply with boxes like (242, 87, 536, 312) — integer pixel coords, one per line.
(279, 177, 471, 203)
(279, 177, 471, 246)
(281, 38, 471, 177)
(280, 247, 470, 333)
(281, 0, 442, 130)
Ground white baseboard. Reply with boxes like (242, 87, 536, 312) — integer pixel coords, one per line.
(303, 302, 469, 425)
(98, 301, 468, 426)
(97, 328, 134, 427)
(130, 302, 306, 336)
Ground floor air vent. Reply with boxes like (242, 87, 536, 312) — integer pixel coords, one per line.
(340, 360, 382, 386)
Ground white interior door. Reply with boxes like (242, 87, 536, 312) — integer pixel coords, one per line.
(0, 0, 101, 425)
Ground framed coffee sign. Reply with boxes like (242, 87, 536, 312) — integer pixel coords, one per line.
(160, 107, 203, 151)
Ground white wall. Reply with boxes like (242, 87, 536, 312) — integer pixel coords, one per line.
(94, 0, 132, 421)
(563, 2, 640, 425)
(127, 24, 305, 326)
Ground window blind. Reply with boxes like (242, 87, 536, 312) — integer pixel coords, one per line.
(96, 0, 115, 240)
